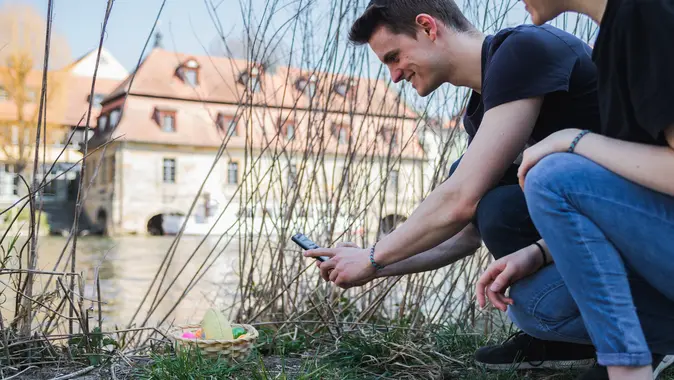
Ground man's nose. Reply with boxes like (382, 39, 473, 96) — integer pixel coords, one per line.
(390, 69, 403, 83)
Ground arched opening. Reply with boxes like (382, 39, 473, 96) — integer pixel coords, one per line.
(147, 212, 185, 236)
(147, 214, 164, 236)
(96, 209, 108, 236)
(379, 214, 407, 238)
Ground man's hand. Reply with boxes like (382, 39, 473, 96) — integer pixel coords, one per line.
(305, 244, 376, 288)
(314, 242, 376, 288)
(476, 244, 544, 312)
(518, 128, 581, 188)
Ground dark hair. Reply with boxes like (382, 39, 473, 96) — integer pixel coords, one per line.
(349, 0, 475, 45)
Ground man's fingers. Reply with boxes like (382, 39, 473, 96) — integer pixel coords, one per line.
(305, 248, 336, 259)
(319, 260, 336, 281)
(329, 268, 339, 282)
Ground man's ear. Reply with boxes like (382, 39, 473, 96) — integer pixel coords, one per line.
(415, 14, 438, 40)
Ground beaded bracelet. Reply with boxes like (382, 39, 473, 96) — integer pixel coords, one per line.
(567, 130, 591, 153)
(369, 244, 385, 270)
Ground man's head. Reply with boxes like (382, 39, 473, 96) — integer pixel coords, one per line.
(349, 0, 478, 97)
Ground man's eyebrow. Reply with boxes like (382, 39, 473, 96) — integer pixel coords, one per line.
(383, 49, 400, 64)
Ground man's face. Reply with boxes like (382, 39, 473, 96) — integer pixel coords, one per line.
(521, 0, 565, 25)
(368, 25, 445, 97)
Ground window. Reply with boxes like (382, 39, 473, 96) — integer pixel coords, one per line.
(109, 109, 121, 129)
(154, 108, 176, 132)
(217, 113, 238, 137)
(178, 59, 200, 87)
(98, 115, 108, 132)
(296, 76, 318, 98)
(388, 170, 399, 192)
(331, 123, 350, 144)
(0, 86, 8, 101)
(333, 80, 355, 97)
(163, 158, 176, 183)
(183, 70, 198, 87)
(89, 93, 105, 107)
(381, 127, 398, 148)
(162, 113, 175, 132)
(238, 66, 262, 93)
(278, 119, 296, 141)
(227, 161, 239, 185)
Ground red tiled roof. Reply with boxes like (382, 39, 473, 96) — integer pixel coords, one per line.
(93, 48, 423, 159)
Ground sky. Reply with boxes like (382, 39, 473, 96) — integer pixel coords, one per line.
(1, 0, 595, 119)
(3, 0, 542, 72)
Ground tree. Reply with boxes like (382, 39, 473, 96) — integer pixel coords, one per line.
(0, 3, 71, 181)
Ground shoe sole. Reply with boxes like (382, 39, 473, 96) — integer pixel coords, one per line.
(655, 355, 674, 379)
(476, 358, 596, 370)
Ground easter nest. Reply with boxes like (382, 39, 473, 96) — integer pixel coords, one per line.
(169, 324, 259, 362)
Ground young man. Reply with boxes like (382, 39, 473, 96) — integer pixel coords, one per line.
(306, 0, 602, 372)
(476, 0, 674, 379)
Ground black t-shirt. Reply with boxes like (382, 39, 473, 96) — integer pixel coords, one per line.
(592, 0, 674, 146)
(463, 24, 600, 147)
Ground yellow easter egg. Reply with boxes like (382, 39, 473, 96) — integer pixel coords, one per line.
(200, 308, 233, 340)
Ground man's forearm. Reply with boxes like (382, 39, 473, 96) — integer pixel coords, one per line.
(375, 224, 482, 277)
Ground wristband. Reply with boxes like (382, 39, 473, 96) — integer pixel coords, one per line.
(533, 241, 548, 268)
(567, 130, 590, 153)
(369, 244, 385, 270)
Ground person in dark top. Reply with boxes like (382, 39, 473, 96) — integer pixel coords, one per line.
(477, 0, 674, 379)
(305, 0, 603, 374)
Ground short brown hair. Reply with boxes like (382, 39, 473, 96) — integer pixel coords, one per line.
(349, 0, 475, 45)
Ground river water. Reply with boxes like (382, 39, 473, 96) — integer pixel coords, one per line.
(2, 235, 243, 331)
(1, 234, 485, 333)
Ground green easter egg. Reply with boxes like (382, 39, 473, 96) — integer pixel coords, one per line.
(232, 327, 246, 338)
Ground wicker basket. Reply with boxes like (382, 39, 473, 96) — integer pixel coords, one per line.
(169, 323, 259, 362)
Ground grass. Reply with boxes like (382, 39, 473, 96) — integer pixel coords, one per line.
(133, 324, 674, 380)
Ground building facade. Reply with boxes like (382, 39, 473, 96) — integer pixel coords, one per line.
(83, 49, 429, 237)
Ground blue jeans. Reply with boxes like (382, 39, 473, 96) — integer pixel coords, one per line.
(511, 153, 674, 366)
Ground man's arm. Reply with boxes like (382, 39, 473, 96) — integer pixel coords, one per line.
(373, 97, 543, 267)
(375, 224, 482, 277)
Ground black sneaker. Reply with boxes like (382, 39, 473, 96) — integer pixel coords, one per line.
(474, 331, 596, 370)
(575, 354, 674, 380)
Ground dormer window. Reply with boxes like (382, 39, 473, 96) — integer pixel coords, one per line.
(296, 75, 318, 98)
(177, 59, 200, 87)
(333, 80, 356, 97)
(217, 113, 239, 137)
(109, 109, 121, 129)
(153, 108, 177, 132)
(331, 123, 350, 145)
(238, 65, 262, 93)
(89, 93, 105, 107)
(98, 115, 109, 132)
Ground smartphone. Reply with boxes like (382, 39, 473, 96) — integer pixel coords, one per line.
(291, 233, 330, 262)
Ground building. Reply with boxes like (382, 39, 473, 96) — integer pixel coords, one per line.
(83, 48, 428, 237)
(0, 48, 126, 232)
